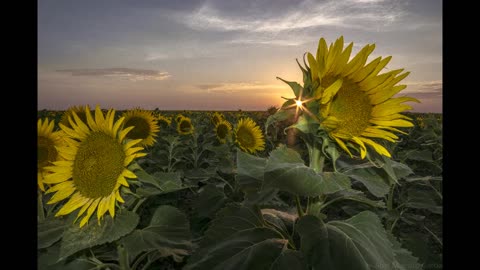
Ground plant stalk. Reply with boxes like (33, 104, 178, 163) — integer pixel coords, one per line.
(38, 190, 45, 222)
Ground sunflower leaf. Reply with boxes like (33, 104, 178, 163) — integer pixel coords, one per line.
(236, 150, 267, 192)
(121, 205, 192, 262)
(59, 210, 139, 260)
(297, 211, 420, 270)
(38, 217, 67, 249)
(192, 184, 228, 218)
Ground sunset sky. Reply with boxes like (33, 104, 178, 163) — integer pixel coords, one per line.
(38, 0, 442, 112)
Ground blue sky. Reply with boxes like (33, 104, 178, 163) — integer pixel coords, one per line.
(38, 0, 442, 112)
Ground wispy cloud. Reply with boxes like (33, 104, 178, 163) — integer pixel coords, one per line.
(56, 68, 171, 81)
(197, 82, 287, 94)
(181, 0, 405, 34)
(402, 80, 442, 99)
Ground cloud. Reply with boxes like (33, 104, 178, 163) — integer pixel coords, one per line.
(402, 80, 442, 99)
(181, 0, 406, 34)
(196, 82, 287, 94)
(56, 68, 171, 81)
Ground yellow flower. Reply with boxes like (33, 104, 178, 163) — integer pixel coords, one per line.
(121, 109, 159, 147)
(60, 105, 90, 130)
(234, 118, 265, 154)
(43, 105, 146, 228)
(37, 118, 64, 192)
(211, 112, 224, 125)
(177, 116, 194, 135)
(175, 114, 185, 123)
(215, 119, 232, 144)
(308, 36, 419, 158)
(157, 114, 172, 128)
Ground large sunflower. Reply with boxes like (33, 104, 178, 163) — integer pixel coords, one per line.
(43, 105, 146, 227)
(60, 105, 89, 130)
(38, 118, 64, 192)
(214, 119, 232, 144)
(307, 36, 419, 158)
(122, 109, 159, 147)
(177, 116, 194, 135)
(234, 118, 265, 154)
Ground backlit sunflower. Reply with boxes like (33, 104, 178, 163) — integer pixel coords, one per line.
(177, 116, 194, 135)
(60, 105, 89, 130)
(211, 112, 224, 125)
(214, 119, 232, 144)
(43, 105, 146, 228)
(122, 109, 159, 147)
(307, 36, 419, 158)
(234, 118, 265, 154)
(38, 118, 64, 192)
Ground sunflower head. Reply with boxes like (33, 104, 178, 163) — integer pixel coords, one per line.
(43, 105, 146, 228)
(215, 119, 232, 144)
(211, 112, 225, 125)
(285, 36, 419, 158)
(60, 105, 90, 130)
(177, 116, 194, 135)
(234, 117, 265, 154)
(122, 109, 159, 147)
(38, 118, 64, 192)
(175, 114, 185, 123)
(157, 115, 172, 129)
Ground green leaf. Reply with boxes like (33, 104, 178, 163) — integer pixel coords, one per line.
(38, 217, 67, 249)
(243, 188, 280, 206)
(59, 210, 139, 260)
(236, 150, 267, 192)
(327, 189, 386, 209)
(380, 156, 414, 185)
(38, 243, 91, 270)
(287, 115, 319, 134)
(185, 204, 305, 270)
(387, 233, 423, 270)
(193, 184, 228, 218)
(134, 169, 191, 197)
(122, 205, 192, 262)
(320, 172, 351, 194)
(338, 161, 391, 198)
(264, 145, 331, 197)
(265, 108, 295, 136)
(405, 189, 442, 214)
(297, 211, 418, 270)
(277, 77, 303, 97)
(404, 149, 433, 162)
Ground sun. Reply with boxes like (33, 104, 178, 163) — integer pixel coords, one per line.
(214, 119, 232, 144)
(307, 36, 419, 158)
(295, 100, 303, 107)
(121, 109, 160, 147)
(177, 116, 194, 135)
(37, 118, 64, 192)
(42, 105, 146, 227)
(234, 117, 265, 154)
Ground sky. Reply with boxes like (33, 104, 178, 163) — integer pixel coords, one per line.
(38, 0, 442, 112)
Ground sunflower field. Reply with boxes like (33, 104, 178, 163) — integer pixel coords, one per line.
(38, 37, 442, 270)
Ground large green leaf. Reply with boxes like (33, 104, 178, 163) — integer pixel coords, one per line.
(265, 108, 295, 135)
(320, 172, 351, 194)
(38, 243, 91, 270)
(236, 150, 267, 192)
(297, 211, 419, 270)
(338, 161, 391, 197)
(185, 204, 306, 270)
(387, 233, 423, 270)
(406, 189, 442, 214)
(192, 184, 228, 218)
(264, 145, 332, 196)
(134, 168, 191, 197)
(38, 217, 67, 249)
(122, 205, 192, 262)
(59, 210, 139, 260)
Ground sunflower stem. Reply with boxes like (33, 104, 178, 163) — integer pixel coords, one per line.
(132, 198, 147, 214)
(309, 143, 325, 173)
(38, 190, 45, 222)
(117, 245, 130, 270)
(295, 196, 305, 217)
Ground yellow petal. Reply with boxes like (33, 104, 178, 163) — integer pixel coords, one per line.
(80, 198, 100, 228)
(351, 137, 367, 159)
(332, 42, 353, 75)
(321, 78, 343, 104)
(97, 195, 111, 221)
(372, 104, 413, 118)
(119, 126, 135, 142)
(349, 56, 381, 82)
(370, 119, 414, 127)
(125, 147, 143, 156)
(86, 107, 97, 130)
(316, 37, 328, 76)
(47, 183, 76, 204)
(333, 136, 353, 158)
(307, 53, 319, 82)
(108, 193, 116, 218)
(74, 198, 93, 223)
(43, 172, 71, 184)
(116, 190, 125, 203)
(360, 137, 391, 157)
(362, 56, 392, 82)
(124, 139, 142, 150)
(122, 169, 137, 179)
(55, 192, 88, 216)
(343, 44, 375, 76)
(117, 175, 129, 187)
(112, 117, 125, 137)
(369, 85, 407, 105)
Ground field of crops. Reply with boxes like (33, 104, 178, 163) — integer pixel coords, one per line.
(37, 107, 442, 270)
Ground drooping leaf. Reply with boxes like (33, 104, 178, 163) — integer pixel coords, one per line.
(59, 210, 139, 260)
(192, 184, 228, 218)
(38, 217, 67, 249)
(122, 205, 192, 262)
(236, 150, 267, 192)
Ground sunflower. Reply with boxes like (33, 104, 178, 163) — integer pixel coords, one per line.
(175, 114, 185, 123)
(307, 36, 419, 158)
(214, 119, 232, 144)
(234, 118, 265, 154)
(43, 105, 146, 228)
(157, 114, 172, 129)
(177, 116, 194, 135)
(121, 109, 159, 147)
(60, 105, 90, 130)
(211, 112, 224, 125)
(38, 118, 64, 192)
